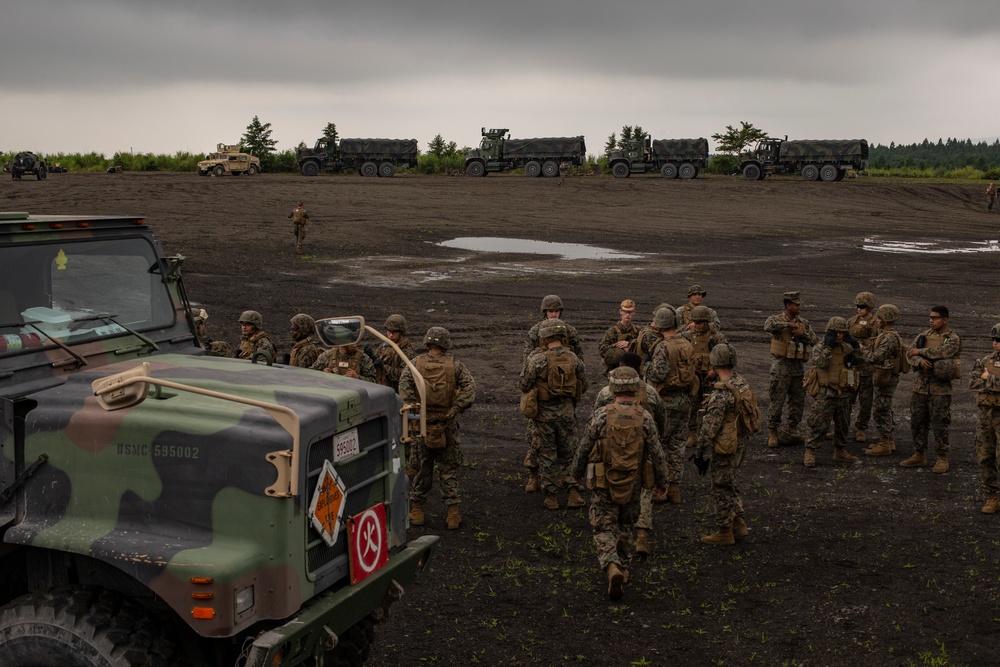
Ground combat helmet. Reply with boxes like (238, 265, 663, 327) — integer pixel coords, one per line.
(540, 294, 564, 314)
(538, 317, 568, 341)
(424, 326, 451, 351)
(991, 323, 1000, 339)
(192, 308, 208, 325)
(876, 304, 900, 323)
(690, 305, 713, 322)
(290, 313, 315, 337)
(384, 314, 408, 334)
(653, 305, 678, 330)
(239, 310, 262, 329)
(855, 292, 877, 309)
(608, 366, 642, 395)
(687, 284, 707, 297)
(826, 316, 849, 332)
(709, 342, 737, 368)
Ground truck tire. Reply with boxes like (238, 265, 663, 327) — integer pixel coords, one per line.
(466, 161, 486, 177)
(0, 588, 187, 667)
(542, 161, 559, 177)
(378, 162, 395, 178)
(524, 161, 541, 177)
(360, 162, 378, 177)
(678, 163, 696, 180)
(301, 161, 320, 177)
(323, 617, 375, 667)
(801, 164, 819, 181)
(212, 164, 225, 177)
(660, 163, 678, 179)
(819, 164, 839, 182)
(247, 164, 259, 176)
(610, 162, 630, 179)
(742, 164, 761, 181)
(835, 168, 846, 181)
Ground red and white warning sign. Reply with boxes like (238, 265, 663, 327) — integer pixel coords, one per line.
(308, 460, 347, 547)
(348, 503, 389, 585)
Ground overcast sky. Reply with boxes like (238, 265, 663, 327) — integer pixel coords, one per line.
(2, 0, 999, 157)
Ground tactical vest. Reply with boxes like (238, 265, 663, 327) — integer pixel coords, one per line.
(815, 343, 858, 393)
(375, 341, 408, 388)
(978, 356, 1000, 407)
(848, 315, 876, 344)
(873, 330, 907, 375)
(327, 348, 363, 377)
(769, 319, 811, 360)
(536, 349, 581, 401)
(919, 330, 961, 379)
(589, 401, 647, 505)
(238, 331, 270, 359)
(653, 336, 695, 393)
(689, 332, 712, 373)
(414, 353, 457, 414)
(291, 208, 307, 224)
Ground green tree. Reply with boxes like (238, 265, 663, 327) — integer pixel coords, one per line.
(427, 134, 458, 158)
(711, 121, 770, 157)
(241, 115, 278, 170)
(604, 133, 618, 154)
(322, 122, 339, 143)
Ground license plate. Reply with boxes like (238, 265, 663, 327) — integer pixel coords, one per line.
(334, 428, 360, 461)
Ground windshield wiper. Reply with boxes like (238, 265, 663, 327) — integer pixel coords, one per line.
(81, 313, 160, 355)
(24, 321, 87, 369)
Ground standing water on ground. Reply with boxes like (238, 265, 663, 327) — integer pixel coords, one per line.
(437, 237, 643, 260)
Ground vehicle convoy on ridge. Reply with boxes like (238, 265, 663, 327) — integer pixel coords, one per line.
(10, 152, 47, 181)
(0, 211, 438, 666)
(297, 138, 419, 177)
(606, 136, 709, 179)
(197, 143, 261, 176)
(739, 137, 869, 181)
(464, 128, 587, 177)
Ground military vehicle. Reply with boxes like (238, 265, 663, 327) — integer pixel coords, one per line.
(607, 136, 709, 179)
(297, 138, 419, 177)
(10, 152, 47, 181)
(464, 128, 587, 177)
(0, 211, 438, 666)
(197, 143, 261, 176)
(740, 138, 869, 181)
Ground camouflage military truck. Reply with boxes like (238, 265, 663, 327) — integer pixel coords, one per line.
(464, 128, 587, 177)
(740, 138, 869, 181)
(10, 152, 47, 181)
(607, 136, 709, 179)
(0, 211, 438, 666)
(297, 138, 419, 177)
(197, 143, 261, 177)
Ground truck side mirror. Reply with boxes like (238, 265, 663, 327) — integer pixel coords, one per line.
(315, 316, 366, 347)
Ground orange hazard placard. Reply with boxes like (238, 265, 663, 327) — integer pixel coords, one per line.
(309, 460, 347, 547)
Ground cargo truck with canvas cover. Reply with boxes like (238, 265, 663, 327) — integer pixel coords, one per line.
(740, 138, 869, 181)
(464, 128, 587, 177)
(297, 138, 419, 177)
(0, 212, 437, 666)
(607, 136, 709, 179)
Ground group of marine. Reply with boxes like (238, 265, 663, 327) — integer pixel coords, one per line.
(192, 284, 1000, 603)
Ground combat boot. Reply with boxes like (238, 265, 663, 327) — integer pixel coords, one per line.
(803, 448, 816, 468)
(864, 438, 893, 457)
(543, 494, 559, 510)
(900, 452, 926, 468)
(932, 455, 949, 474)
(606, 563, 624, 601)
(825, 428, 835, 439)
(524, 471, 540, 493)
(855, 429, 867, 443)
(833, 448, 859, 464)
(982, 495, 1000, 514)
(732, 516, 749, 538)
(446, 505, 461, 530)
(700, 527, 735, 545)
(667, 483, 681, 504)
(408, 503, 425, 526)
(685, 433, 697, 449)
(635, 528, 651, 555)
(567, 488, 586, 508)
(767, 429, 779, 448)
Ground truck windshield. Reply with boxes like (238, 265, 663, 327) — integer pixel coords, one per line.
(0, 236, 175, 356)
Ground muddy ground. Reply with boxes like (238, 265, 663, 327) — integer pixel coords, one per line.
(5, 172, 1000, 666)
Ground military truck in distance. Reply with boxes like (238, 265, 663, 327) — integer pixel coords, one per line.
(297, 138, 419, 177)
(0, 211, 438, 666)
(464, 128, 587, 177)
(740, 138, 869, 182)
(10, 152, 47, 181)
(607, 136, 709, 179)
(197, 143, 261, 176)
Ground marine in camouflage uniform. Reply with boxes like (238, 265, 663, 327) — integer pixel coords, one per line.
(372, 314, 416, 393)
(763, 291, 818, 446)
(862, 304, 905, 456)
(803, 317, 861, 467)
(680, 306, 728, 447)
(287, 313, 319, 369)
(987, 182, 997, 213)
(847, 292, 879, 443)
(237, 310, 277, 361)
(598, 299, 640, 376)
(402, 327, 476, 530)
(289, 202, 310, 255)
(693, 343, 756, 545)
(901, 306, 961, 473)
(311, 343, 377, 383)
(677, 285, 721, 331)
(571, 367, 668, 600)
(192, 308, 233, 357)
(520, 318, 589, 509)
(970, 324, 1000, 513)
(634, 302, 672, 374)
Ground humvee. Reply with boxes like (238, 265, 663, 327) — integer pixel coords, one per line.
(197, 144, 261, 177)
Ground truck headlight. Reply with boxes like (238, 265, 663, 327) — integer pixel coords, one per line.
(235, 585, 255, 615)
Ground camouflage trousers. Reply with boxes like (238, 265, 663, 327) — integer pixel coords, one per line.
(409, 420, 463, 506)
(975, 406, 1000, 495)
(293, 223, 307, 245)
(589, 486, 641, 571)
(710, 441, 746, 529)
(660, 393, 691, 484)
(523, 419, 538, 469)
(767, 359, 806, 431)
(805, 389, 851, 451)
(850, 371, 873, 431)
(871, 375, 899, 439)
(532, 417, 582, 495)
(910, 392, 952, 454)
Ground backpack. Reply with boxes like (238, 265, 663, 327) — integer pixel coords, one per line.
(601, 402, 646, 505)
(653, 336, 696, 392)
(537, 349, 581, 400)
(719, 379, 761, 436)
(415, 354, 457, 412)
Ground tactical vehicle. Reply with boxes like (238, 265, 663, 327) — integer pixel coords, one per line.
(197, 143, 261, 176)
(607, 136, 709, 179)
(10, 152, 47, 181)
(464, 128, 587, 177)
(740, 138, 869, 181)
(0, 211, 437, 666)
(297, 138, 418, 177)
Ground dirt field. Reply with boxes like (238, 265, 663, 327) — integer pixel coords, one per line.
(5, 172, 1000, 666)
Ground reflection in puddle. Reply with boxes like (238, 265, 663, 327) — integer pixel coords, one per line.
(438, 237, 643, 260)
(863, 238, 1000, 255)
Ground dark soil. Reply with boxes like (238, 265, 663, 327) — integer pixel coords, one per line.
(6, 172, 1000, 667)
